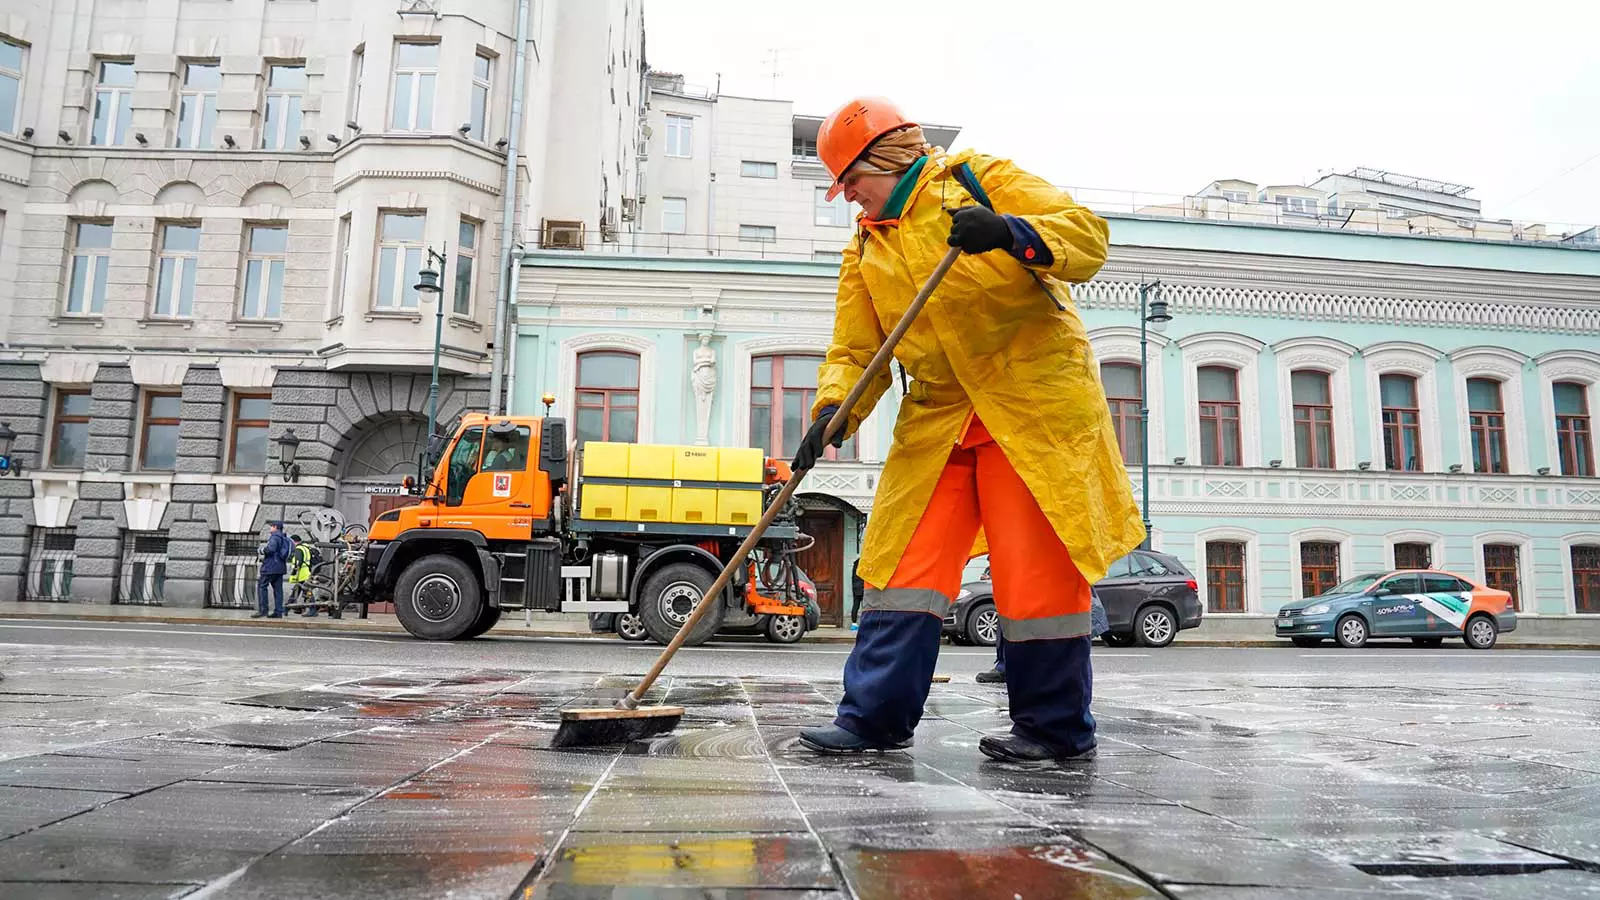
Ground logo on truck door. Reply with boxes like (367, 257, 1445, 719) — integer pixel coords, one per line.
(492, 473, 512, 497)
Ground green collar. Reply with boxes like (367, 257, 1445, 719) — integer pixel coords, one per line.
(875, 155, 928, 222)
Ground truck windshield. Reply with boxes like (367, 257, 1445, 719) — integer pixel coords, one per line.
(445, 426, 485, 505)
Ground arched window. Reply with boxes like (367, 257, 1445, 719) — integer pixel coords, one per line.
(1300, 541, 1340, 598)
(575, 351, 640, 445)
(750, 354, 856, 460)
(1206, 541, 1246, 612)
(1101, 362, 1141, 465)
(1554, 382, 1594, 477)
(1466, 377, 1508, 474)
(1380, 374, 1423, 471)
(1197, 366, 1241, 467)
(1290, 370, 1334, 469)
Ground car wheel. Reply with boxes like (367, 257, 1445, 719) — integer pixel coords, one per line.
(1290, 637, 1322, 648)
(459, 605, 502, 640)
(1101, 632, 1135, 647)
(765, 614, 805, 644)
(1411, 637, 1444, 648)
(394, 553, 483, 641)
(1135, 606, 1177, 648)
(615, 612, 650, 642)
(966, 602, 1000, 647)
(1464, 615, 1499, 650)
(638, 562, 725, 646)
(1334, 614, 1368, 649)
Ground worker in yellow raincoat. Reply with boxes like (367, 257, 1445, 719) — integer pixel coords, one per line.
(793, 97, 1144, 762)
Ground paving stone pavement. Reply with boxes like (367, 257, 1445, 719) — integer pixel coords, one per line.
(1, 645, 1599, 898)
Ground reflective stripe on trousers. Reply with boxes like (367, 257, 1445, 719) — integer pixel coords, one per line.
(1001, 610, 1093, 641)
(861, 586, 952, 616)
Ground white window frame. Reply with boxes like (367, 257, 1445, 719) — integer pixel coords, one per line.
(1279, 195, 1318, 215)
(91, 59, 135, 146)
(332, 213, 352, 319)
(176, 61, 219, 149)
(374, 211, 425, 310)
(65, 220, 112, 316)
(814, 187, 851, 227)
(1089, 326, 1170, 467)
(240, 223, 288, 320)
(1534, 350, 1600, 477)
(468, 51, 492, 142)
(1178, 332, 1264, 468)
(557, 333, 658, 446)
(812, 250, 844, 263)
(1450, 346, 1529, 476)
(347, 46, 364, 125)
(1363, 341, 1443, 473)
(738, 224, 776, 244)
(1287, 528, 1354, 601)
(1273, 337, 1357, 471)
(1471, 531, 1532, 612)
(1560, 532, 1600, 615)
(0, 36, 25, 137)
(665, 114, 692, 157)
(153, 222, 200, 318)
(262, 62, 306, 150)
(740, 160, 777, 179)
(390, 41, 439, 133)
(1192, 527, 1262, 614)
(453, 218, 478, 317)
(660, 197, 687, 234)
(1380, 529, 1444, 572)
(1220, 190, 1249, 204)
(1384, 205, 1410, 219)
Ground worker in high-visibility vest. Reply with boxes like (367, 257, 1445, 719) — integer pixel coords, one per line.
(289, 535, 317, 617)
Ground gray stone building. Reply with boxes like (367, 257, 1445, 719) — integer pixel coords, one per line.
(0, 0, 647, 606)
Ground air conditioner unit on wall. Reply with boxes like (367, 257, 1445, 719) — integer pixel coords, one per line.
(621, 197, 637, 221)
(541, 218, 585, 250)
(600, 207, 619, 242)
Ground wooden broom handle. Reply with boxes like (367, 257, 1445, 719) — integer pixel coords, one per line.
(622, 245, 964, 707)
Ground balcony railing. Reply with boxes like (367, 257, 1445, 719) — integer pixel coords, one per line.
(541, 228, 849, 262)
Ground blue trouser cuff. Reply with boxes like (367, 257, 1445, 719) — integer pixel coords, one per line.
(834, 610, 944, 745)
(1003, 635, 1096, 755)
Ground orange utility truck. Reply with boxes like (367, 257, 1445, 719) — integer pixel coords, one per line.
(344, 413, 812, 645)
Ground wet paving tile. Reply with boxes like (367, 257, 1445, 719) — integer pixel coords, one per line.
(1296, 832, 1573, 876)
(576, 789, 806, 833)
(823, 823, 1163, 899)
(282, 795, 572, 854)
(1383, 870, 1600, 899)
(1495, 823, 1600, 868)
(1070, 829, 1392, 890)
(157, 719, 361, 750)
(202, 850, 542, 900)
(0, 882, 203, 899)
(536, 832, 837, 890)
(0, 784, 126, 840)
(0, 743, 269, 793)
(225, 689, 369, 712)
(0, 781, 367, 883)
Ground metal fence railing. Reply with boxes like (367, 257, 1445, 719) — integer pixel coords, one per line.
(209, 534, 262, 609)
(115, 531, 169, 606)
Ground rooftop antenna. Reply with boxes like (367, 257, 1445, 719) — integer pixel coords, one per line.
(764, 47, 793, 98)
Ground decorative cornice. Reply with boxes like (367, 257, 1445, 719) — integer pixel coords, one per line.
(331, 169, 501, 195)
(1077, 278, 1600, 335)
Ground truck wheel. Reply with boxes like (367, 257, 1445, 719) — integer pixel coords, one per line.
(460, 605, 502, 640)
(639, 562, 724, 646)
(616, 612, 650, 642)
(394, 554, 484, 641)
(765, 614, 805, 644)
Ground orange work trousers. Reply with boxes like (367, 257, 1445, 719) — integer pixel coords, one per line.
(870, 418, 1094, 638)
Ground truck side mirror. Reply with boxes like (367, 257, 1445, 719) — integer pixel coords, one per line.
(425, 433, 447, 467)
(540, 417, 569, 489)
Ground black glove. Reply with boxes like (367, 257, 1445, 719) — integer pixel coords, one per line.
(947, 206, 1013, 254)
(792, 405, 843, 472)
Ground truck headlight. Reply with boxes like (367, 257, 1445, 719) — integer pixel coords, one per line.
(1305, 604, 1330, 615)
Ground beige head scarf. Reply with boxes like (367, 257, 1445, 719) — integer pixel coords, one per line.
(848, 125, 934, 178)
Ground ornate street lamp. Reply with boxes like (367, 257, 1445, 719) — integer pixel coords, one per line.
(276, 428, 302, 483)
(1139, 281, 1172, 550)
(414, 246, 451, 445)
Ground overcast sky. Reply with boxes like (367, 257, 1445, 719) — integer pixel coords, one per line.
(646, 0, 1600, 230)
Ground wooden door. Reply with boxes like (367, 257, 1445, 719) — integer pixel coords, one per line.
(797, 511, 844, 626)
(368, 494, 413, 522)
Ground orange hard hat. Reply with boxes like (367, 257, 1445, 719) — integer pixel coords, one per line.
(818, 96, 914, 201)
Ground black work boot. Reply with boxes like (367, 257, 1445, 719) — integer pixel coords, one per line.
(979, 732, 1096, 764)
(798, 724, 911, 754)
(975, 668, 1006, 684)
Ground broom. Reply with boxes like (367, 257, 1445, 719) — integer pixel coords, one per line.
(551, 245, 964, 748)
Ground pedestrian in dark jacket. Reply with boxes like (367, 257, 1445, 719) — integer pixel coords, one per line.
(850, 560, 865, 627)
(254, 521, 292, 619)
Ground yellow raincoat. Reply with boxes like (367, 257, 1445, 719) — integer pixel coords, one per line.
(814, 149, 1144, 589)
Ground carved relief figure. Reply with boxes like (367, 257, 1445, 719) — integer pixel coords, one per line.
(691, 335, 717, 445)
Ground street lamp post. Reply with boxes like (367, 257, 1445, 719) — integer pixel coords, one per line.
(1138, 281, 1171, 550)
(413, 246, 450, 445)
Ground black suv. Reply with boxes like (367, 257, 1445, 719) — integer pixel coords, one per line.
(943, 550, 1203, 648)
